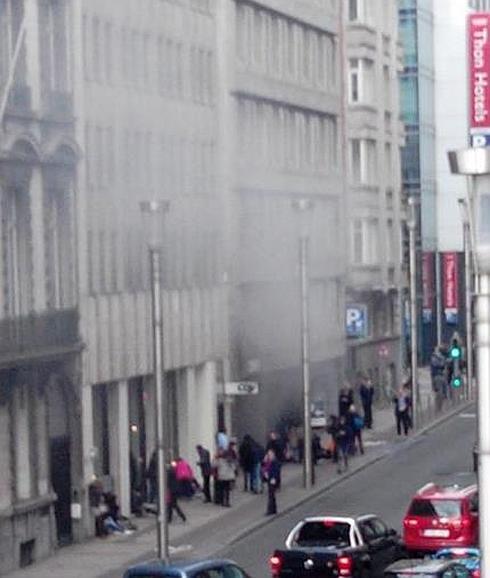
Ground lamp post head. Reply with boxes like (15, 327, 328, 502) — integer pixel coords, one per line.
(291, 197, 315, 239)
(407, 196, 419, 230)
(139, 200, 170, 249)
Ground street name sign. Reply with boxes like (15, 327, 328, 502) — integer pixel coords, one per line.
(224, 381, 259, 395)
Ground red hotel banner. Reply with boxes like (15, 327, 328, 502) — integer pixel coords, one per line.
(443, 252, 459, 324)
(468, 13, 490, 136)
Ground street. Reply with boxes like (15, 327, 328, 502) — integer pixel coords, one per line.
(218, 409, 476, 578)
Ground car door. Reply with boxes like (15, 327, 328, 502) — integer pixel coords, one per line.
(359, 519, 386, 575)
(371, 518, 399, 565)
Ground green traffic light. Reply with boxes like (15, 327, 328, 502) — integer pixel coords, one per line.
(452, 376, 463, 388)
(450, 346, 461, 359)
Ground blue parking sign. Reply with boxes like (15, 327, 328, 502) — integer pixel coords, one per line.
(346, 305, 368, 338)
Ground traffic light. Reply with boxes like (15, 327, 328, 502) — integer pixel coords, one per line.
(451, 374, 463, 388)
(449, 343, 462, 359)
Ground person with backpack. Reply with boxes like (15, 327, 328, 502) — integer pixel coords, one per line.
(348, 404, 365, 455)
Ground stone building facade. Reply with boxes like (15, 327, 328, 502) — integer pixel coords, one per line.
(344, 0, 405, 396)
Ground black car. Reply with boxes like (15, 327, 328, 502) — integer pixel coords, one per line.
(123, 558, 251, 578)
(385, 559, 471, 578)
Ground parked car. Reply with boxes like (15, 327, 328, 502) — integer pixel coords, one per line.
(123, 558, 251, 578)
(402, 483, 478, 555)
(385, 559, 471, 578)
(270, 514, 405, 578)
(433, 548, 480, 578)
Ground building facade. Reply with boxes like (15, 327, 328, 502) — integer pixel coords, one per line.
(344, 0, 405, 396)
(0, 0, 83, 572)
(75, 0, 228, 525)
(220, 0, 347, 438)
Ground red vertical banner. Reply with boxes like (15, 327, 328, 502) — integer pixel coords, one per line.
(443, 252, 459, 324)
(422, 252, 434, 323)
(468, 13, 490, 146)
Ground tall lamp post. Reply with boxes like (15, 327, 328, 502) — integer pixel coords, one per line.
(448, 146, 490, 578)
(292, 198, 314, 490)
(458, 198, 473, 401)
(140, 200, 170, 563)
(407, 196, 419, 430)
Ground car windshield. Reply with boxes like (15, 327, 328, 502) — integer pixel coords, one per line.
(409, 499, 462, 518)
(295, 521, 351, 547)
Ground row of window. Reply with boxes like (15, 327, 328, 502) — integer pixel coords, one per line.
(236, 98, 338, 173)
(84, 123, 217, 197)
(236, 1, 337, 91)
(351, 217, 397, 266)
(83, 15, 214, 105)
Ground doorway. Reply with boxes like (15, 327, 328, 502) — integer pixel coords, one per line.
(49, 436, 72, 545)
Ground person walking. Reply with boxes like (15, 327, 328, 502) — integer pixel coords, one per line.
(196, 445, 212, 503)
(359, 378, 374, 429)
(393, 387, 411, 436)
(334, 415, 351, 473)
(263, 449, 280, 515)
(166, 465, 186, 523)
(238, 434, 255, 492)
(213, 448, 236, 507)
(348, 404, 364, 455)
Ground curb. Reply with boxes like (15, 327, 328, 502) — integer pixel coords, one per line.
(220, 400, 474, 550)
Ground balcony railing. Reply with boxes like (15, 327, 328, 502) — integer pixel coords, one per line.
(0, 308, 80, 363)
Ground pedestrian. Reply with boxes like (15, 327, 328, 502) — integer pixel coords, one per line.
(359, 377, 374, 429)
(174, 456, 198, 498)
(393, 387, 411, 436)
(262, 449, 280, 515)
(216, 427, 229, 451)
(334, 415, 351, 473)
(348, 404, 364, 455)
(326, 415, 339, 463)
(238, 434, 255, 491)
(196, 444, 212, 503)
(251, 438, 265, 493)
(338, 387, 352, 417)
(266, 431, 284, 488)
(213, 448, 236, 507)
(167, 465, 186, 523)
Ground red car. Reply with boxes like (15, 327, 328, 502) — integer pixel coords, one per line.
(403, 483, 478, 555)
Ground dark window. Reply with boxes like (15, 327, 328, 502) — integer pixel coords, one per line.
(408, 499, 462, 518)
(295, 521, 351, 547)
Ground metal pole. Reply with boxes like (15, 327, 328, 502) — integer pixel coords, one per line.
(299, 235, 312, 489)
(150, 247, 169, 563)
(464, 222, 473, 401)
(408, 216, 419, 430)
(477, 273, 490, 578)
(435, 251, 442, 346)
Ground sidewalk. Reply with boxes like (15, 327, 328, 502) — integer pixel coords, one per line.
(4, 385, 467, 578)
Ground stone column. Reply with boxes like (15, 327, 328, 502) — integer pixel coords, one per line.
(108, 381, 130, 517)
(29, 167, 47, 312)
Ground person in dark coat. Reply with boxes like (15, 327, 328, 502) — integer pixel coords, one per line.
(239, 435, 255, 491)
(334, 415, 351, 473)
(263, 449, 280, 515)
(196, 445, 212, 503)
(265, 432, 283, 488)
(359, 378, 374, 429)
(348, 404, 364, 455)
(167, 465, 186, 523)
(338, 388, 352, 417)
(393, 387, 411, 436)
(146, 451, 157, 504)
(251, 439, 265, 493)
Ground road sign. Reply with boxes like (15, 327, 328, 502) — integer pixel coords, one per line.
(346, 304, 368, 338)
(224, 381, 259, 395)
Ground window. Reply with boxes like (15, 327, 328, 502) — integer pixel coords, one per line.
(351, 218, 379, 265)
(349, 0, 360, 22)
(349, 139, 377, 185)
(348, 58, 374, 104)
(294, 521, 351, 547)
(408, 499, 462, 518)
(0, 0, 26, 88)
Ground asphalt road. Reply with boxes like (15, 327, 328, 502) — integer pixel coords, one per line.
(218, 408, 477, 578)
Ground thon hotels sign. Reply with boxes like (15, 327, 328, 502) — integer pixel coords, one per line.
(469, 13, 490, 146)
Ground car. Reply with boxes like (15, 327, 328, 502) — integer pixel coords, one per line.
(384, 559, 472, 578)
(402, 483, 478, 555)
(123, 558, 251, 578)
(270, 514, 404, 578)
(433, 548, 480, 578)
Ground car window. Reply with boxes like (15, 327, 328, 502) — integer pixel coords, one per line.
(369, 518, 389, 538)
(408, 499, 461, 518)
(295, 521, 351, 547)
(359, 521, 377, 543)
(222, 565, 250, 578)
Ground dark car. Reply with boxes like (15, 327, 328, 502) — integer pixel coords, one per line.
(123, 558, 251, 578)
(385, 559, 471, 578)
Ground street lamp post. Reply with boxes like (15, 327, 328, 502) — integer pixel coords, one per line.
(407, 196, 419, 430)
(448, 146, 490, 578)
(458, 198, 473, 401)
(292, 198, 314, 490)
(140, 200, 170, 563)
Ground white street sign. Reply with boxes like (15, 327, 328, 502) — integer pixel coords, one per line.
(224, 381, 259, 395)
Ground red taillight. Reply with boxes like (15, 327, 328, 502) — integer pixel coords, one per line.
(337, 555, 353, 576)
(269, 555, 282, 576)
(462, 516, 472, 528)
(404, 518, 419, 527)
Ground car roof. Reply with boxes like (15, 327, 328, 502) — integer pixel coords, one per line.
(385, 559, 460, 574)
(414, 483, 477, 500)
(124, 558, 237, 577)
